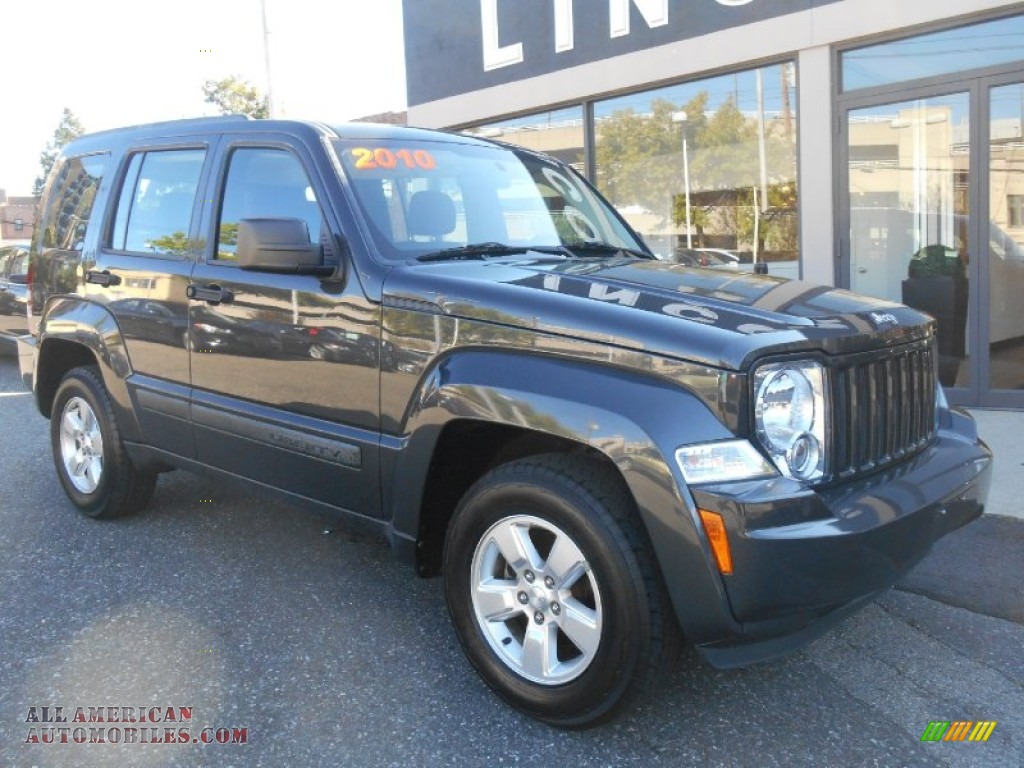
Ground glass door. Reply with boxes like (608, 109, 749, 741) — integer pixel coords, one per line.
(846, 92, 972, 392)
(838, 13, 1024, 407)
(985, 79, 1024, 402)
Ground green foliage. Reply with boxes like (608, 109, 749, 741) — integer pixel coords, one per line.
(595, 92, 798, 253)
(596, 95, 708, 216)
(34, 108, 85, 196)
(202, 76, 269, 119)
(148, 231, 191, 257)
(907, 244, 965, 278)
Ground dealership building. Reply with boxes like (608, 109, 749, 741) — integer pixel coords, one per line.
(403, 0, 1024, 408)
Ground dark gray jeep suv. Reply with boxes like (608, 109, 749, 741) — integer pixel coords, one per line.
(19, 117, 992, 726)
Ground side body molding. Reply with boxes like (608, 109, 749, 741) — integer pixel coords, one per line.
(384, 350, 744, 644)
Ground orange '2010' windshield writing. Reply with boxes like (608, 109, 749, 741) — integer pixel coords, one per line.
(350, 148, 437, 171)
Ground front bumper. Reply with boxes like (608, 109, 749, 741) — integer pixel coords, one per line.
(689, 409, 992, 668)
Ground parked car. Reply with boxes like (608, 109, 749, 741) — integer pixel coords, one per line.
(696, 247, 742, 266)
(664, 247, 736, 268)
(19, 117, 992, 727)
(107, 298, 189, 348)
(304, 327, 377, 364)
(0, 244, 30, 353)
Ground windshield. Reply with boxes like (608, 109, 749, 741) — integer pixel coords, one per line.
(332, 138, 647, 261)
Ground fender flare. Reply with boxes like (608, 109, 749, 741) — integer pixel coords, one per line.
(386, 349, 743, 643)
(35, 296, 140, 440)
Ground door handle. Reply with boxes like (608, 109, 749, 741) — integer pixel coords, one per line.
(186, 283, 234, 305)
(85, 270, 122, 287)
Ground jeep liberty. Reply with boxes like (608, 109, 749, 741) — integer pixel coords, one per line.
(18, 117, 992, 726)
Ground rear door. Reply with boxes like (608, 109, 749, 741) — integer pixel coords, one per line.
(92, 140, 216, 458)
(187, 134, 381, 516)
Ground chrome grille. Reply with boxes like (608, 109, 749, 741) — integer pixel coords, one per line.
(830, 340, 937, 479)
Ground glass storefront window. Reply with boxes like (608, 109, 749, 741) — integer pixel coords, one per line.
(461, 107, 585, 173)
(842, 15, 1024, 92)
(593, 63, 799, 278)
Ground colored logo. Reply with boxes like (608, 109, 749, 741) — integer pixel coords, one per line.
(921, 721, 997, 742)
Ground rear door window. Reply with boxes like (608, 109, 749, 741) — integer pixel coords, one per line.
(111, 149, 206, 257)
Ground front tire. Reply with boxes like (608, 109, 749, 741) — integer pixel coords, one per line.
(50, 366, 156, 519)
(443, 453, 678, 727)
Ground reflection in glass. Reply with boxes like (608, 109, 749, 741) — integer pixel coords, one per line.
(112, 150, 205, 256)
(40, 154, 108, 252)
(217, 148, 323, 260)
(593, 63, 799, 278)
(989, 83, 1024, 391)
(462, 106, 585, 172)
(334, 139, 641, 261)
(842, 15, 1024, 92)
(847, 94, 970, 387)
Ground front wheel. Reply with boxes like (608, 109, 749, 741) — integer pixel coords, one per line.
(443, 454, 678, 727)
(50, 367, 156, 519)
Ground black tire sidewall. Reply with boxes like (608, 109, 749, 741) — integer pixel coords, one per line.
(444, 468, 652, 725)
(50, 370, 118, 517)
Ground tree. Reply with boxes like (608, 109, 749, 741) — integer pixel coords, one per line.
(595, 92, 799, 255)
(34, 108, 85, 195)
(202, 76, 269, 118)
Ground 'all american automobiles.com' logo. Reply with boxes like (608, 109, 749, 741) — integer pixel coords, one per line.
(23, 705, 248, 747)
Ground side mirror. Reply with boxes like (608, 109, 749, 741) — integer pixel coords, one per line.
(237, 218, 333, 276)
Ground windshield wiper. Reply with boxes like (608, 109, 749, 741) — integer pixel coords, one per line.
(418, 242, 530, 262)
(417, 241, 648, 262)
(562, 240, 654, 259)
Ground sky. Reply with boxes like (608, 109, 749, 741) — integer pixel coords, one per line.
(0, 0, 408, 196)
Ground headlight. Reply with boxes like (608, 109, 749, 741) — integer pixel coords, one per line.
(676, 440, 777, 485)
(754, 362, 828, 483)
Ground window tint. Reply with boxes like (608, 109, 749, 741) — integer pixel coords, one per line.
(112, 150, 205, 256)
(216, 148, 322, 260)
(39, 154, 108, 252)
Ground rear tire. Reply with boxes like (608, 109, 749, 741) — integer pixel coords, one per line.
(50, 366, 156, 519)
(443, 453, 678, 727)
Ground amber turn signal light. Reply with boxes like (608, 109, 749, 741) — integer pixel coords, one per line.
(698, 509, 733, 575)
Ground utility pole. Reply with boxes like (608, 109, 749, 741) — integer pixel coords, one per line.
(261, 0, 276, 118)
(672, 111, 693, 249)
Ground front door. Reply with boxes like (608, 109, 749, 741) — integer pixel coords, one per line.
(188, 140, 381, 516)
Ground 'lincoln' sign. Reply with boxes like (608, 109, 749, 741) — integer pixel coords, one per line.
(403, 0, 841, 106)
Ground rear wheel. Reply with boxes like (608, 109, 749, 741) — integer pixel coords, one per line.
(51, 367, 156, 519)
(443, 453, 678, 727)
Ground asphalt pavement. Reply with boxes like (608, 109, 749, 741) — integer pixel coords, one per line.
(0, 355, 1020, 767)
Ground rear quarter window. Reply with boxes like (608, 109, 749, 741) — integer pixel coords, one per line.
(39, 153, 109, 253)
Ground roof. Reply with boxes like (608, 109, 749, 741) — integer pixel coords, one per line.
(59, 117, 488, 157)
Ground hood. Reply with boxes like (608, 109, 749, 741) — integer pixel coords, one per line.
(382, 256, 933, 370)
